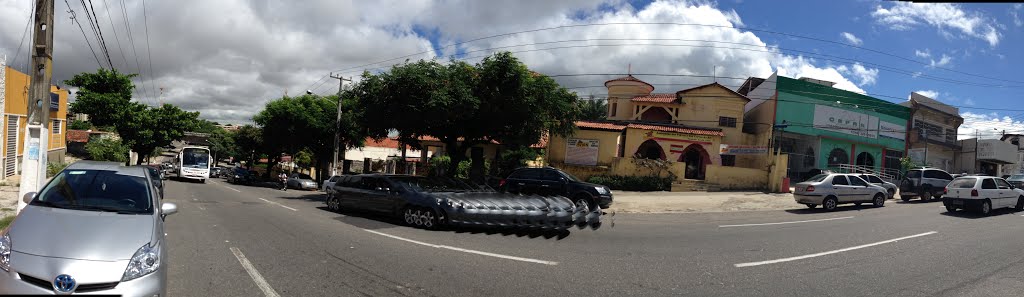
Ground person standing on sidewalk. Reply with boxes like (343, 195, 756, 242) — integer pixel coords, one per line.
(279, 172, 289, 191)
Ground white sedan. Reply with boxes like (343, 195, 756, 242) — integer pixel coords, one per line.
(793, 173, 888, 211)
(943, 176, 1024, 215)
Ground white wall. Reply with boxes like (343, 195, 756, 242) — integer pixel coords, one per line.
(344, 146, 431, 161)
(744, 72, 778, 113)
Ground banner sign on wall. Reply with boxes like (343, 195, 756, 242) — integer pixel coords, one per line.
(719, 144, 769, 155)
(908, 148, 926, 164)
(566, 138, 599, 166)
(813, 105, 879, 139)
(878, 121, 905, 140)
(647, 130, 715, 144)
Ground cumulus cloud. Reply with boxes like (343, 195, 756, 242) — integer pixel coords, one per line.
(959, 112, 1024, 140)
(871, 2, 1002, 46)
(914, 90, 939, 99)
(914, 49, 931, 58)
(1013, 4, 1023, 27)
(840, 32, 863, 45)
(930, 54, 953, 67)
(1, 0, 878, 123)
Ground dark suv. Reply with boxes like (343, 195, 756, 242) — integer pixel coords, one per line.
(899, 168, 954, 201)
(500, 167, 612, 211)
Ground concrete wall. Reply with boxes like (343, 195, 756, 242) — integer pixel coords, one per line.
(550, 157, 686, 182)
(623, 127, 722, 165)
(548, 129, 622, 166)
(705, 164, 768, 190)
(676, 85, 748, 146)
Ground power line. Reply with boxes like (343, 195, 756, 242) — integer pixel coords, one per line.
(78, 0, 111, 68)
(63, 0, 104, 69)
(86, 0, 114, 68)
(118, 0, 147, 103)
(141, 0, 157, 104)
(11, 1, 35, 73)
(100, 0, 128, 69)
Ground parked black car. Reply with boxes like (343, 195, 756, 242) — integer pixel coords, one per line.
(327, 174, 601, 230)
(500, 167, 612, 212)
(227, 167, 258, 185)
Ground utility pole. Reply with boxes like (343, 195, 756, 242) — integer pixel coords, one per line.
(18, 0, 55, 213)
(329, 73, 351, 176)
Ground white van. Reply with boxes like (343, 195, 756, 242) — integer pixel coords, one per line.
(943, 176, 1024, 215)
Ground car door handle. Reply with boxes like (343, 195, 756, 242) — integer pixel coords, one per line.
(517, 183, 525, 186)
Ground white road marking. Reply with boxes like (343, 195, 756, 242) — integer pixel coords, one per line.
(718, 216, 854, 228)
(364, 229, 558, 265)
(230, 247, 282, 297)
(222, 185, 242, 192)
(259, 198, 298, 211)
(734, 231, 938, 268)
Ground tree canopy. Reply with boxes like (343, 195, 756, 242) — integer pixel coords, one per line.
(254, 94, 366, 178)
(348, 52, 581, 175)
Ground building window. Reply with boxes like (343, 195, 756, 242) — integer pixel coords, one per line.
(610, 102, 617, 117)
(718, 116, 737, 128)
(51, 120, 61, 134)
(721, 155, 736, 166)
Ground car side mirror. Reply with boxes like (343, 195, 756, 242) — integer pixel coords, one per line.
(161, 202, 178, 217)
(22, 192, 36, 204)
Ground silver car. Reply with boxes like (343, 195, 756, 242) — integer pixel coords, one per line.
(287, 173, 318, 190)
(856, 174, 899, 199)
(0, 161, 177, 295)
(793, 173, 888, 211)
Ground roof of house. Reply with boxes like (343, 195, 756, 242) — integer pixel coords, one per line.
(67, 130, 90, 143)
(737, 77, 766, 96)
(631, 93, 678, 103)
(1001, 134, 1024, 141)
(604, 75, 655, 89)
(676, 82, 751, 102)
(576, 120, 628, 131)
(905, 92, 960, 117)
(626, 122, 725, 136)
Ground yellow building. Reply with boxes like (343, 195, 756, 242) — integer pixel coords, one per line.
(2, 65, 69, 180)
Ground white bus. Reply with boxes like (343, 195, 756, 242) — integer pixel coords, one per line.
(176, 146, 212, 182)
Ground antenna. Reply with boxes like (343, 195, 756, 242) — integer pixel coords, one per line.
(628, 63, 632, 76)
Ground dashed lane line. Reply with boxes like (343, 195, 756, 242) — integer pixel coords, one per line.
(734, 231, 938, 268)
(718, 216, 854, 228)
(364, 229, 559, 266)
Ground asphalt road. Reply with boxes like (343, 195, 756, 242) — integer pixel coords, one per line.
(163, 177, 1024, 297)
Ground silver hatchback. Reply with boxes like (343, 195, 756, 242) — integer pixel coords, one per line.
(793, 173, 888, 211)
(0, 161, 177, 295)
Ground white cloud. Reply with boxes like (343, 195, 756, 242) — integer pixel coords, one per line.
(836, 63, 879, 86)
(964, 98, 976, 106)
(871, 2, 1002, 46)
(777, 56, 869, 94)
(1013, 4, 1023, 27)
(930, 54, 953, 67)
(915, 90, 939, 99)
(840, 32, 863, 45)
(914, 49, 931, 58)
(959, 111, 1024, 140)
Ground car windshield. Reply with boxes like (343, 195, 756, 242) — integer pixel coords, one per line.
(804, 174, 829, 183)
(182, 148, 210, 168)
(388, 176, 472, 192)
(949, 178, 977, 188)
(1009, 175, 1024, 181)
(561, 171, 580, 182)
(33, 169, 153, 214)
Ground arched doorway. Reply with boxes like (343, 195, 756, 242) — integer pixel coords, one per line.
(827, 148, 849, 167)
(855, 152, 874, 168)
(640, 107, 673, 123)
(678, 144, 711, 180)
(634, 139, 666, 160)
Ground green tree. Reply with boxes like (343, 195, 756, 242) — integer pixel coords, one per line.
(233, 125, 263, 169)
(65, 69, 136, 128)
(68, 120, 93, 130)
(208, 129, 237, 165)
(193, 119, 221, 134)
(350, 52, 580, 177)
(85, 138, 129, 162)
(117, 103, 200, 164)
(254, 95, 366, 180)
(293, 149, 314, 169)
(578, 97, 607, 121)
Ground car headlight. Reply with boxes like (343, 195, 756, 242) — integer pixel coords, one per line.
(0, 234, 11, 272)
(595, 187, 609, 195)
(122, 243, 161, 281)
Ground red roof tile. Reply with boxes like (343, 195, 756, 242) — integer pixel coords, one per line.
(631, 93, 678, 103)
(576, 121, 627, 131)
(626, 123, 724, 136)
(67, 130, 90, 143)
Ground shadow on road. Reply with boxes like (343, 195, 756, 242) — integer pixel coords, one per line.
(894, 198, 940, 204)
(940, 208, 1020, 219)
(320, 206, 574, 240)
(784, 204, 883, 214)
(274, 192, 326, 203)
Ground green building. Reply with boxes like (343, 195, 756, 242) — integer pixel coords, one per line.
(740, 73, 911, 180)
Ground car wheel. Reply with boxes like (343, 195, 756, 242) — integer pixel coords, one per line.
(402, 207, 418, 226)
(1016, 196, 1024, 211)
(873, 193, 885, 207)
(327, 196, 340, 212)
(887, 189, 895, 199)
(980, 200, 992, 215)
(419, 208, 439, 230)
(574, 196, 594, 213)
(805, 203, 817, 209)
(919, 186, 932, 201)
(945, 205, 957, 212)
(901, 195, 911, 202)
(822, 196, 838, 211)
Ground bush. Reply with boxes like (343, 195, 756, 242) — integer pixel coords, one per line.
(68, 120, 92, 130)
(47, 162, 69, 177)
(587, 175, 672, 192)
(85, 138, 128, 162)
(455, 159, 490, 179)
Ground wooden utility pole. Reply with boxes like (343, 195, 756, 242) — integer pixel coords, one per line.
(329, 73, 351, 176)
(18, 0, 56, 213)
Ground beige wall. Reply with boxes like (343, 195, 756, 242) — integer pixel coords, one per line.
(606, 81, 653, 121)
(548, 129, 622, 166)
(624, 127, 723, 165)
(705, 165, 768, 190)
(677, 85, 748, 146)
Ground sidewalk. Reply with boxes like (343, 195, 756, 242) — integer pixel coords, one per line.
(609, 190, 799, 213)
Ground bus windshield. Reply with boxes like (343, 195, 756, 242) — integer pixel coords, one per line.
(182, 148, 210, 168)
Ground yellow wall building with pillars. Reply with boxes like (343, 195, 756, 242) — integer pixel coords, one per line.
(2, 66, 69, 180)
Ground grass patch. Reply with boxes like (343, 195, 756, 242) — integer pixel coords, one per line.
(0, 216, 15, 230)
